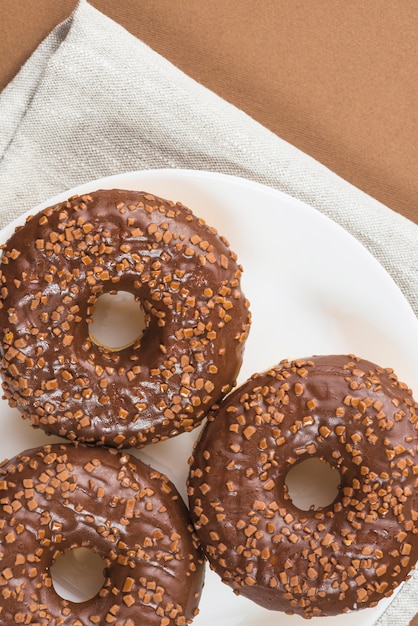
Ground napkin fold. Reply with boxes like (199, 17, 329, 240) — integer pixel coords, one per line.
(0, 1, 417, 624)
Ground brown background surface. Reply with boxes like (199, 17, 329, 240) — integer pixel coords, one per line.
(1, 0, 417, 229)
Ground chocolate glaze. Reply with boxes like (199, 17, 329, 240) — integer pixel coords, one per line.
(188, 355, 418, 618)
(0, 189, 251, 448)
(0, 443, 204, 624)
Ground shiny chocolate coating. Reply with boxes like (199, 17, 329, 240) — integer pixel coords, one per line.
(0, 189, 250, 448)
(0, 443, 204, 624)
(188, 355, 418, 618)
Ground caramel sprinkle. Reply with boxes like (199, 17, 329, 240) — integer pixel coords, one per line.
(0, 189, 251, 449)
(188, 354, 418, 619)
(0, 443, 204, 624)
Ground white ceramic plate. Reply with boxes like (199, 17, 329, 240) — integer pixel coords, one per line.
(2, 169, 418, 625)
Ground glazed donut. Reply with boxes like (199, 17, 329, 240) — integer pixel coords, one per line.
(0, 442, 204, 625)
(188, 354, 418, 618)
(0, 189, 250, 448)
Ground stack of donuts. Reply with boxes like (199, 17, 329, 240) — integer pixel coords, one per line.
(0, 188, 416, 624)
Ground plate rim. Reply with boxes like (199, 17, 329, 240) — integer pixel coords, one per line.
(5, 167, 415, 325)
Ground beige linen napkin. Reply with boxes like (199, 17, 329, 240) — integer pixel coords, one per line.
(0, 1, 417, 624)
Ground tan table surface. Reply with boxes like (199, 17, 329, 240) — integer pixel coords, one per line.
(1, 3, 418, 624)
(1, 1, 418, 227)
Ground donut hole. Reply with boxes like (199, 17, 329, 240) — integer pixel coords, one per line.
(88, 290, 147, 351)
(50, 547, 107, 603)
(285, 457, 341, 511)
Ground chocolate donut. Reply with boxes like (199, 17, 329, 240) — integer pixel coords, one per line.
(188, 354, 418, 618)
(0, 189, 250, 448)
(0, 443, 204, 625)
